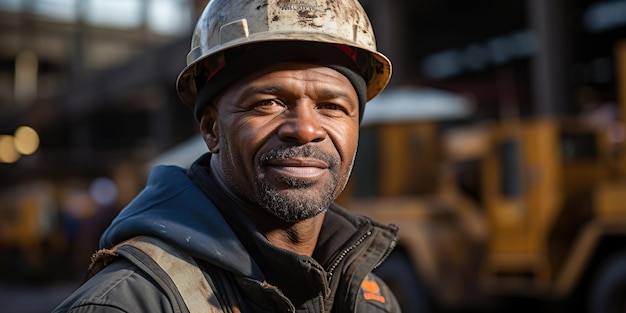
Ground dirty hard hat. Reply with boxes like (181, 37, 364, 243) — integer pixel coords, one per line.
(175, 0, 392, 121)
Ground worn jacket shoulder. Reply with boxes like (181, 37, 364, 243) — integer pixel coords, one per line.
(52, 259, 173, 313)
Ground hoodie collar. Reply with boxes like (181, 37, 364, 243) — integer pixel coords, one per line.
(99, 162, 264, 279)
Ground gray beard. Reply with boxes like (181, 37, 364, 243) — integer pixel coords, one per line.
(254, 145, 340, 222)
(256, 173, 333, 222)
(220, 141, 346, 223)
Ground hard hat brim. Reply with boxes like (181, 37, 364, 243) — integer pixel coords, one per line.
(175, 34, 391, 109)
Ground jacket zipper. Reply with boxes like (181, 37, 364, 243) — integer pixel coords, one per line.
(326, 230, 372, 283)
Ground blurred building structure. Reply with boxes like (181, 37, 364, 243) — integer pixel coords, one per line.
(0, 0, 206, 180)
(0, 0, 208, 283)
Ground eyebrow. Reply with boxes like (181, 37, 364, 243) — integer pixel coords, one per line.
(239, 84, 284, 101)
(317, 89, 354, 101)
(239, 83, 355, 102)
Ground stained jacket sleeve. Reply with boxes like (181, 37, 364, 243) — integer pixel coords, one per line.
(52, 260, 174, 313)
(355, 273, 402, 312)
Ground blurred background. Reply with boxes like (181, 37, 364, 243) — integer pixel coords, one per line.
(1, 0, 626, 312)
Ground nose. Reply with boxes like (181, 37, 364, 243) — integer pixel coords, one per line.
(277, 103, 327, 144)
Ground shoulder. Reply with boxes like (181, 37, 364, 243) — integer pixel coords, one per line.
(52, 259, 173, 313)
(356, 273, 402, 313)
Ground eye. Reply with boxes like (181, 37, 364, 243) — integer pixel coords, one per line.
(252, 99, 286, 113)
(318, 102, 350, 115)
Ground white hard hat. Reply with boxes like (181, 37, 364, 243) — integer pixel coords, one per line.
(175, 0, 392, 113)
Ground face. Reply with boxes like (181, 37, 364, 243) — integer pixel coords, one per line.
(201, 63, 360, 223)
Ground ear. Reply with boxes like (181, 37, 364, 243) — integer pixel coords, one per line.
(200, 106, 220, 153)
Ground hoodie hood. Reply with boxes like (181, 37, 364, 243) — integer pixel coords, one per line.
(100, 165, 264, 280)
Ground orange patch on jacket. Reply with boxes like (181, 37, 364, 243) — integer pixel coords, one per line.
(361, 277, 386, 303)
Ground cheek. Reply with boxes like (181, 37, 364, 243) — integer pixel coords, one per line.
(332, 126, 359, 197)
(332, 123, 360, 162)
(224, 119, 273, 163)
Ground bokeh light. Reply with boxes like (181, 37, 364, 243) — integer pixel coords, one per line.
(89, 177, 118, 207)
(0, 135, 20, 163)
(13, 126, 40, 155)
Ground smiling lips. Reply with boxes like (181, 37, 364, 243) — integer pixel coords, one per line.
(264, 158, 329, 179)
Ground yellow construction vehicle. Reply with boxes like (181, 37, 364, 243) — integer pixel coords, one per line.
(338, 42, 626, 312)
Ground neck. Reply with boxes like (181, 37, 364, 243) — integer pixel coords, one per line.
(210, 155, 324, 257)
(257, 211, 326, 257)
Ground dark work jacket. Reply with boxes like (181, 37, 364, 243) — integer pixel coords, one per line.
(53, 153, 400, 312)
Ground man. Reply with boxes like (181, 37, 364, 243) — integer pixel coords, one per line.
(54, 0, 399, 312)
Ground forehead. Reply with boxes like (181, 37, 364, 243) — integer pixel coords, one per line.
(242, 62, 353, 86)
(213, 62, 359, 107)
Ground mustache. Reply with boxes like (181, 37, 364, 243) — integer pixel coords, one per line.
(259, 145, 338, 168)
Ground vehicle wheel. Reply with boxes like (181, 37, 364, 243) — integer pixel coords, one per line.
(374, 250, 431, 313)
(589, 250, 626, 313)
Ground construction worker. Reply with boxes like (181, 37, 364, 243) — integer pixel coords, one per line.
(53, 0, 399, 312)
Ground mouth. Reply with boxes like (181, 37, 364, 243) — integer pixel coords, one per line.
(264, 158, 329, 179)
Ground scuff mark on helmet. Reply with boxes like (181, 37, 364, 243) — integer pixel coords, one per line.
(298, 10, 317, 19)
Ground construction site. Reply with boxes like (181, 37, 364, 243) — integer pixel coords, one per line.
(1, 0, 626, 312)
